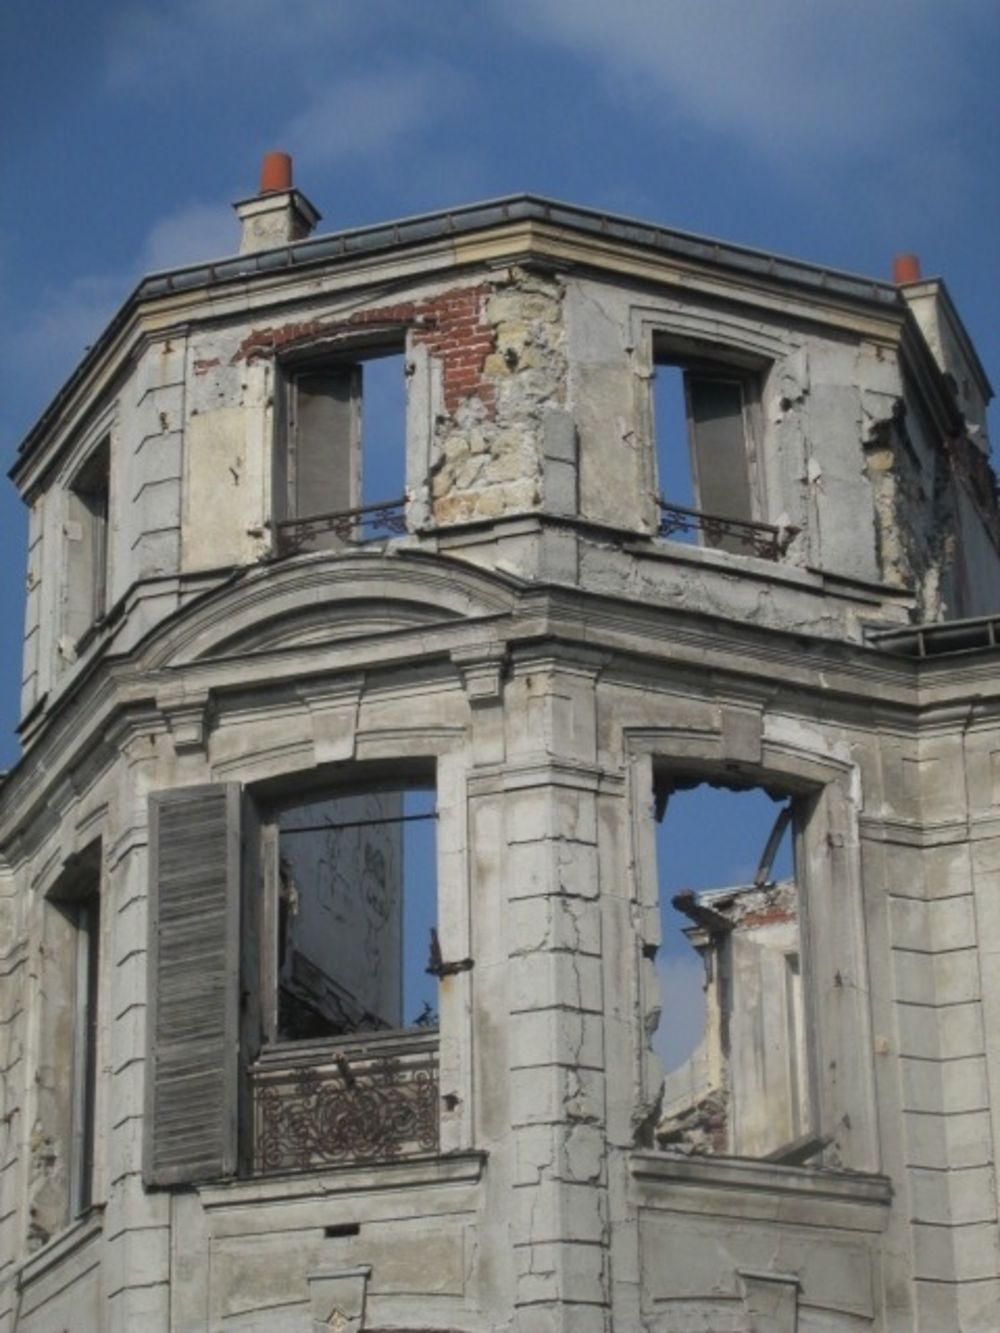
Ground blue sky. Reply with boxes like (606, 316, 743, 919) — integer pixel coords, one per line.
(2, 1, 999, 768)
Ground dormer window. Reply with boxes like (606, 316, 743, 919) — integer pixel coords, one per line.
(653, 345, 778, 556)
(275, 344, 407, 552)
(63, 438, 110, 649)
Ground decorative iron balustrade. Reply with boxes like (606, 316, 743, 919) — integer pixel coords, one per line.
(658, 500, 797, 561)
(251, 1030, 439, 1174)
(274, 498, 407, 551)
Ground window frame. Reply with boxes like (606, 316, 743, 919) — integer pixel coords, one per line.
(241, 765, 443, 1177)
(69, 889, 100, 1218)
(627, 734, 879, 1175)
(62, 437, 111, 652)
(651, 776, 812, 1159)
(36, 844, 103, 1240)
(652, 339, 767, 539)
(253, 772, 438, 1050)
(146, 747, 472, 1188)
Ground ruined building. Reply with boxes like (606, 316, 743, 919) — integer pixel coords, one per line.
(2, 153, 1000, 1331)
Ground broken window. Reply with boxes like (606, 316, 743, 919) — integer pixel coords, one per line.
(653, 347, 764, 554)
(652, 779, 812, 1162)
(275, 344, 407, 550)
(145, 773, 442, 1186)
(261, 784, 437, 1041)
(63, 438, 110, 647)
(248, 778, 440, 1173)
(33, 848, 101, 1246)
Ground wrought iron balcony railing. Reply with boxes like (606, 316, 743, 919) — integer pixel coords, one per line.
(658, 500, 798, 561)
(274, 498, 407, 552)
(251, 1028, 439, 1175)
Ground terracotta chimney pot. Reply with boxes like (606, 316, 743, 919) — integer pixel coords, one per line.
(892, 253, 922, 285)
(259, 152, 293, 195)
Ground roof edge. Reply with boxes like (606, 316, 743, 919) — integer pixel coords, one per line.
(12, 192, 905, 477)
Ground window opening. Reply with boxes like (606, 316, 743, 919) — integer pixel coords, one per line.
(653, 355, 755, 539)
(64, 438, 110, 645)
(360, 351, 407, 511)
(34, 851, 101, 1244)
(279, 347, 407, 550)
(653, 365, 697, 542)
(268, 784, 437, 1042)
(652, 780, 809, 1159)
(652, 349, 792, 559)
(70, 891, 100, 1217)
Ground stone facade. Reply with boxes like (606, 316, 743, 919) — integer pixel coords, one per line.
(2, 178, 1000, 1331)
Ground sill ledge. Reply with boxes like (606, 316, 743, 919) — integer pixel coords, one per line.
(197, 1149, 486, 1210)
(630, 1150, 892, 1210)
(16, 1206, 105, 1290)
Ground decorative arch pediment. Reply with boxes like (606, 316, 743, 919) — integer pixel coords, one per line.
(141, 551, 521, 669)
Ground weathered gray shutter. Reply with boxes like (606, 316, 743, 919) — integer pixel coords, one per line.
(291, 367, 360, 548)
(145, 784, 241, 1185)
(686, 376, 754, 548)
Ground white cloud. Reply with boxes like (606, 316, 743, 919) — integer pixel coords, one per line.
(653, 952, 706, 1072)
(104, 0, 363, 92)
(5, 273, 124, 432)
(2, 201, 236, 443)
(284, 66, 462, 167)
(139, 202, 237, 270)
(501, 0, 988, 164)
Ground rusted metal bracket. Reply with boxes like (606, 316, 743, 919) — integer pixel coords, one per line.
(671, 890, 734, 935)
(762, 1131, 832, 1166)
(426, 928, 474, 979)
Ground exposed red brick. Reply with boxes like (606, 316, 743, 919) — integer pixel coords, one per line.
(232, 282, 498, 417)
(737, 905, 797, 930)
(193, 357, 221, 375)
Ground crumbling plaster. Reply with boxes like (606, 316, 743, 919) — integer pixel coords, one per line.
(17, 236, 1000, 743)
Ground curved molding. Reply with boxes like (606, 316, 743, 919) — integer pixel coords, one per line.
(139, 550, 522, 670)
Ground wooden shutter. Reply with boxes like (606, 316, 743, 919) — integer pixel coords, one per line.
(290, 367, 360, 548)
(686, 375, 755, 549)
(145, 784, 241, 1186)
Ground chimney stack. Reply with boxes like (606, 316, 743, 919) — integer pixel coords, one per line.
(234, 152, 321, 255)
(892, 253, 922, 285)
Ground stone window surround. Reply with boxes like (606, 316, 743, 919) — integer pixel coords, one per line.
(29, 839, 105, 1248)
(631, 305, 790, 545)
(627, 724, 880, 1175)
(50, 405, 117, 672)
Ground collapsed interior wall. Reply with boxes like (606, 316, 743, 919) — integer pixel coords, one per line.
(651, 786, 811, 1162)
(864, 393, 1000, 620)
(657, 880, 808, 1160)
